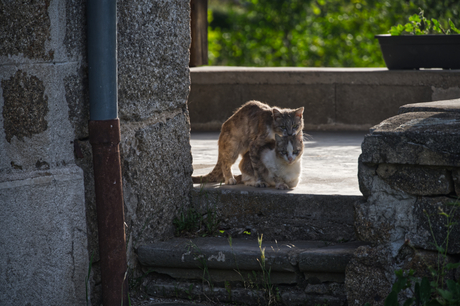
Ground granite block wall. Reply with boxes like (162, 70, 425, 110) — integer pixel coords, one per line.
(0, 0, 89, 304)
(0, 0, 193, 305)
(346, 102, 460, 305)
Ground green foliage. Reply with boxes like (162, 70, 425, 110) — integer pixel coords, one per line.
(224, 280, 232, 300)
(390, 9, 460, 35)
(384, 269, 460, 306)
(173, 204, 221, 237)
(383, 269, 434, 306)
(208, 0, 459, 67)
(187, 241, 214, 289)
(173, 206, 201, 236)
(256, 234, 279, 305)
(203, 203, 220, 236)
(383, 200, 460, 306)
(173, 188, 221, 237)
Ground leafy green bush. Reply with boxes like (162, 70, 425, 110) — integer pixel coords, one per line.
(208, 0, 459, 67)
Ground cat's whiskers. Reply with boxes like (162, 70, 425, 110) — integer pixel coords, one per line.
(302, 133, 313, 141)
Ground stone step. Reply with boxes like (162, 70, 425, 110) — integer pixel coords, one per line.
(137, 238, 367, 305)
(191, 187, 363, 242)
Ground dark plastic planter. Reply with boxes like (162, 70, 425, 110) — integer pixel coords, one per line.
(375, 34, 460, 70)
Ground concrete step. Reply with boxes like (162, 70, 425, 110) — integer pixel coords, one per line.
(191, 187, 363, 242)
(137, 238, 367, 306)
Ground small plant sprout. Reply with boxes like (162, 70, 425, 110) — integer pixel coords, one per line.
(256, 234, 280, 305)
(173, 205, 201, 236)
(390, 8, 460, 36)
(224, 281, 232, 300)
(85, 251, 95, 306)
(173, 187, 221, 237)
(257, 234, 266, 269)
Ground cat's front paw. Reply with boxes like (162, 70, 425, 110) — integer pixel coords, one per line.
(226, 177, 237, 185)
(255, 180, 267, 188)
(275, 183, 290, 190)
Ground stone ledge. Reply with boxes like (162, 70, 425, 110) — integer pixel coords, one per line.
(299, 243, 363, 273)
(191, 67, 460, 86)
(138, 238, 367, 274)
(144, 281, 346, 306)
(191, 187, 362, 242)
(138, 238, 365, 305)
(399, 99, 460, 114)
(361, 111, 460, 167)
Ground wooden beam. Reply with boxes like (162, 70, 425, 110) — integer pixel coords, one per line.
(190, 0, 208, 67)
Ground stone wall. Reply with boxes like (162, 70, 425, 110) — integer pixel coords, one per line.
(0, 0, 193, 305)
(80, 1, 194, 304)
(346, 100, 460, 305)
(0, 0, 89, 304)
(188, 67, 460, 132)
(116, 0, 193, 272)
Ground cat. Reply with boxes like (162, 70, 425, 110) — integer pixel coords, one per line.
(192, 100, 304, 186)
(236, 133, 303, 190)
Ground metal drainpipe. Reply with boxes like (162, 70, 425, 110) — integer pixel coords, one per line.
(87, 1, 129, 305)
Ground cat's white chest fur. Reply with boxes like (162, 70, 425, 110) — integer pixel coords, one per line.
(261, 148, 301, 188)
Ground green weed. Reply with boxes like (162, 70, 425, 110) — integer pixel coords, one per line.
(128, 268, 153, 291)
(390, 8, 460, 36)
(377, 199, 460, 306)
(187, 241, 213, 289)
(173, 185, 221, 237)
(173, 205, 201, 236)
(257, 234, 280, 305)
(224, 280, 232, 300)
(202, 202, 220, 236)
(186, 284, 194, 301)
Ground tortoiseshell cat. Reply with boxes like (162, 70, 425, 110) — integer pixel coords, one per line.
(237, 134, 303, 190)
(192, 100, 304, 186)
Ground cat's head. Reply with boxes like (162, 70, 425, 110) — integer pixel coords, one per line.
(272, 107, 304, 136)
(275, 134, 304, 164)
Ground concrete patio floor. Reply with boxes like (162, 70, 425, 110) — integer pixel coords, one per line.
(190, 131, 366, 196)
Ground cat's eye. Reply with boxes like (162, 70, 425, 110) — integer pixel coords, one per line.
(293, 151, 299, 155)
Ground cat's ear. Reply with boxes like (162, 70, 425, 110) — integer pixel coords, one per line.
(295, 107, 304, 118)
(273, 108, 282, 120)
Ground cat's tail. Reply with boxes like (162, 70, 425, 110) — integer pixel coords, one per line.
(192, 161, 225, 184)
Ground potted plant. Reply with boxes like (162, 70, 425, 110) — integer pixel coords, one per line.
(375, 9, 460, 70)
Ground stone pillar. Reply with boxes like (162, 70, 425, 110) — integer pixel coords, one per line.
(346, 101, 460, 305)
(116, 0, 193, 275)
(0, 0, 89, 305)
(1, 1, 196, 304)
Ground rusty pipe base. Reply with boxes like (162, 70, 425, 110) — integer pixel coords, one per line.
(89, 119, 128, 306)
